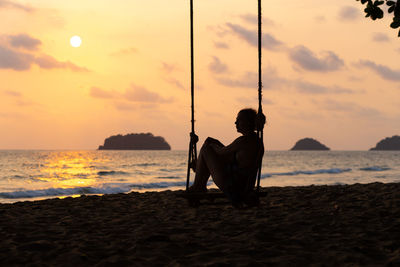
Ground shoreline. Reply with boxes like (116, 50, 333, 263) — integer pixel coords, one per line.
(1, 182, 400, 265)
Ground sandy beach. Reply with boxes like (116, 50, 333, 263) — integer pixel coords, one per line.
(1, 182, 400, 266)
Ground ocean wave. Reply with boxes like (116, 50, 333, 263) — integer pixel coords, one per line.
(12, 175, 25, 179)
(332, 182, 347, 185)
(0, 186, 132, 199)
(128, 181, 187, 189)
(261, 168, 352, 179)
(0, 181, 188, 199)
(274, 168, 352, 176)
(157, 176, 181, 179)
(261, 173, 272, 179)
(97, 171, 130, 176)
(132, 163, 159, 167)
(359, 166, 391, 172)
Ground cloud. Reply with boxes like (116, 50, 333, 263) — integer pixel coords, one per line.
(3, 90, 38, 107)
(161, 62, 179, 74)
(90, 87, 117, 99)
(113, 101, 136, 111)
(338, 6, 360, 21)
(159, 62, 184, 89)
(34, 55, 89, 72)
(4, 90, 22, 97)
(215, 67, 288, 89)
(262, 67, 290, 89)
(372, 32, 390, 43)
(164, 77, 185, 90)
(226, 23, 284, 51)
(110, 47, 137, 57)
(357, 60, 400, 81)
(209, 56, 228, 74)
(90, 84, 174, 106)
(263, 34, 285, 51)
(347, 75, 363, 82)
(14, 99, 36, 107)
(216, 71, 257, 88)
(289, 45, 344, 72)
(236, 96, 274, 106)
(207, 25, 229, 38)
(0, 40, 88, 72)
(294, 81, 355, 94)
(314, 16, 326, 22)
(124, 84, 173, 103)
(8, 34, 41, 50)
(0, 0, 33, 12)
(214, 41, 229, 49)
(0, 45, 33, 70)
(214, 67, 356, 95)
(322, 99, 382, 118)
(0, 111, 25, 119)
(240, 14, 275, 26)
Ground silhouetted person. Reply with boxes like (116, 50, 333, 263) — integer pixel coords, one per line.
(189, 108, 265, 206)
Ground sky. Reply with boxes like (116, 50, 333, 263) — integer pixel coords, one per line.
(0, 0, 399, 150)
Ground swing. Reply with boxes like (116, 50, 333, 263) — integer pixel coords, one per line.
(178, 0, 267, 207)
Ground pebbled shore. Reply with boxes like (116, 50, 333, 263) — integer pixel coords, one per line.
(1, 182, 400, 266)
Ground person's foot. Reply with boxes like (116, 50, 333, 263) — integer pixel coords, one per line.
(187, 185, 207, 193)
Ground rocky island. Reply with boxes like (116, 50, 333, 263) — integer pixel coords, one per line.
(290, 138, 330, 150)
(370, 135, 400, 150)
(98, 133, 171, 150)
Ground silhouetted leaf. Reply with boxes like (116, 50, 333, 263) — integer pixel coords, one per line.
(376, 8, 384, 19)
(361, 0, 368, 4)
(390, 20, 400, 28)
(389, 6, 395, 13)
(395, 5, 400, 16)
(374, 0, 384, 6)
(398, 29, 400, 37)
(387, 1, 396, 6)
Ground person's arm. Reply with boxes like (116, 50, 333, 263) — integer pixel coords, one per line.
(205, 137, 224, 147)
(211, 136, 244, 156)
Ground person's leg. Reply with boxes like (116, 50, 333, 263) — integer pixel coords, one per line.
(190, 141, 229, 191)
(190, 143, 210, 190)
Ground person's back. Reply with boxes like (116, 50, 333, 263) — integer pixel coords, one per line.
(235, 132, 263, 170)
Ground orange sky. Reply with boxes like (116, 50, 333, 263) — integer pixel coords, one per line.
(1, 0, 399, 150)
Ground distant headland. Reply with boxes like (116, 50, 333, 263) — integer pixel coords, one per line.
(98, 133, 171, 150)
(370, 135, 400, 151)
(290, 138, 330, 151)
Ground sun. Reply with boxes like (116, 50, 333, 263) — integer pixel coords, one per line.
(70, 35, 82, 48)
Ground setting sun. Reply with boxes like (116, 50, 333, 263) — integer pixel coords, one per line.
(70, 35, 82, 47)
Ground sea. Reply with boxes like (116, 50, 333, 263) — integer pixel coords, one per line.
(0, 150, 399, 203)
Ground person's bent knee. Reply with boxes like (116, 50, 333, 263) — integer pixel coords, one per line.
(201, 141, 212, 152)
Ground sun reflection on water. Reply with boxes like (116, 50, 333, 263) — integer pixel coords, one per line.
(38, 151, 103, 188)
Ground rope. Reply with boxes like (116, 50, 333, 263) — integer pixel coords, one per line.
(190, 0, 195, 135)
(256, 0, 264, 192)
(186, 0, 197, 190)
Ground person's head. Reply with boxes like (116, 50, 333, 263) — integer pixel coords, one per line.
(235, 108, 257, 134)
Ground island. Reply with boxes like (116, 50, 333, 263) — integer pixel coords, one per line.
(290, 138, 330, 151)
(98, 133, 171, 150)
(370, 135, 400, 150)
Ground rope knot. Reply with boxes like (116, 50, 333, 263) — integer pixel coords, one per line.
(190, 132, 199, 144)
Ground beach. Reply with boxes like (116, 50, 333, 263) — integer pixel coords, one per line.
(1, 182, 400, 266)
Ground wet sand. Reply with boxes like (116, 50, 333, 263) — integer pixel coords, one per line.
(1, 182, 400, 266)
